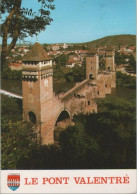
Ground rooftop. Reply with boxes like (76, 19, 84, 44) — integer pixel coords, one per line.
(22, 42, 52, 62)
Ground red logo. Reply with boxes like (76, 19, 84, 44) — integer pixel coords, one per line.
(7, 174, 20, 191)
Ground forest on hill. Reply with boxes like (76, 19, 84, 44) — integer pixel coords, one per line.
(74, 34, 136, 47)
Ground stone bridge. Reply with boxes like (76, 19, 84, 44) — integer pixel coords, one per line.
(22, 43, 116, 144)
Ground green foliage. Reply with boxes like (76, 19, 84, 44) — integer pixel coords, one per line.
(13, 55, 23, 62)
(1, 96, 22, 121)
(53, 65, 67, 82)
(1, 115, 62, 169)
(1, 66, 22, 80)
(67, 52, 75, 55)
(59, 124, 99, 169)
(65, 65, 86, 82)
(86, 34, 136, 47)
(27, 144, 62, 169)
(127, 54, 136, 72)
(1, 95, 61, 169)
(53, 63, 86, 83)
(116, 71, 136, 89)
(61, 96, 136, 169)
(1, 119, 37, 169)
(115, 51, 125, 65)
(1, 0, 55, 40)
(54, 54, 68, 66)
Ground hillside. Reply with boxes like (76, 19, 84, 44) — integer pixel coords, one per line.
(85, 34, 136, 47)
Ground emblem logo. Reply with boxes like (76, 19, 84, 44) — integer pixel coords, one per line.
(7, 174, 20, 191)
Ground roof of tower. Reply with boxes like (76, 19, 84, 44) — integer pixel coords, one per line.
(22, 42, 51, 61)
(88, 47, 98, 55)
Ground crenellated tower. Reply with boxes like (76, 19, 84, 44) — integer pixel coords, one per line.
(105, 46, 115, 71)
(22, 42, 53, 137)
(86, 47, 99, 79)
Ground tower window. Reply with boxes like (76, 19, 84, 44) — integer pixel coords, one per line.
(97, 91, 99, 95)
(89, 74, 93, 79)
(28, 111, 36, 124)
(91, 61, 92, 64)
(108, 67, 110, 70)
(88, 101, 90, 105)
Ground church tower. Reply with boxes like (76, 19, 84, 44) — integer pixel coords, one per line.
(86, 47, 99, 79)
(105, 47, 115, 71)
(22, 42, 53, 142)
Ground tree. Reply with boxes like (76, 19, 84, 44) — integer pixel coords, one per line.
(1, 0, 55, 66)
(58, 95, 136, 169)
(1, 119, 37, 169)
(59, 124, 99, 169)
(65, 64, 86, 82)
(128, 54, 136, 72)
(116, 71, 136, 89)
(115, 51, 125, 65)
(85, 97, 135, 168)
(54, 54, 68, 66)
(1, 96, 22, 121)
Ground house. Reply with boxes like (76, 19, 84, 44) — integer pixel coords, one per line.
(69, 54, 81, 61)
(66, 59, 82, 68)
(52, 44, 60, 51)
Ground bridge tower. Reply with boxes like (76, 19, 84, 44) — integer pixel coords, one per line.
(105, 47, 115, 71)
(86, 47, 99, 79)
(22, 42, 53, 142)
(105, 46, 116, 88)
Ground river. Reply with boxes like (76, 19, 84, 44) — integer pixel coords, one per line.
(1, 78, 136, 101)
(1, 78, 75, 96)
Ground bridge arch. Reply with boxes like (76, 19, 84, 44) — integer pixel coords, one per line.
(55, 109, 71, 127)
(54, 109, 71, 141)
(28, 111, 36, 124)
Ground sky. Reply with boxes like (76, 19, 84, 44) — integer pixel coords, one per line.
(21, 0, 136, 44)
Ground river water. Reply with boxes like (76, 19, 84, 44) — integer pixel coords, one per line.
(1, 78, 136, 101)
(1, 79, 75, 95)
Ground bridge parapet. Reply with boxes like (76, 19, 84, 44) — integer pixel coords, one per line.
(0, 89, 22, 99)
(60, 79, 92, 101)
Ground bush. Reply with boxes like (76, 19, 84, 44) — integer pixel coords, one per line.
(116, 71, 136, 89)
